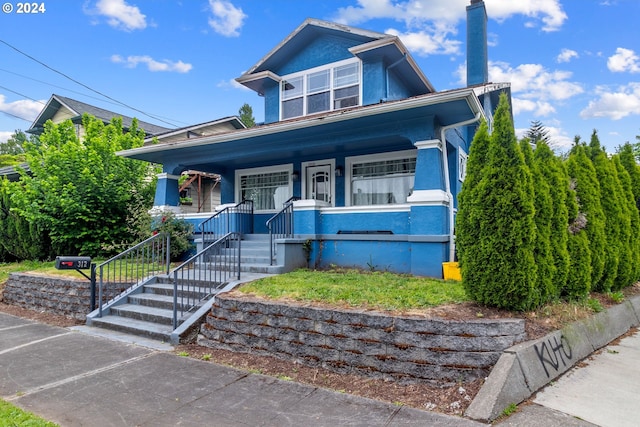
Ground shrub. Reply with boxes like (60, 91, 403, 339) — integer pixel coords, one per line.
(152, 212, 194, 261)
(457, 93, 538, 311)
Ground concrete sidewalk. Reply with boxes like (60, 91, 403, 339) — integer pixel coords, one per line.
(495, 327, 640, 427)
(0, 312, 484, 427)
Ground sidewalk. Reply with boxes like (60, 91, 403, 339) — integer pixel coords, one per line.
(0, 312, 484, 427)
(495, 327, 640, 427)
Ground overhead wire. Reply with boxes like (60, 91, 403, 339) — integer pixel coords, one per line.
(0, 38, 181, 128)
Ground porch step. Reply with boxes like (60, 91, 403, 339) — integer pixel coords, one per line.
(89, 315, 173, 342)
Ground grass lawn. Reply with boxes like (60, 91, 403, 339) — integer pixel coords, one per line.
(238, 268, 470, 311)
(0, 399, 58, 426)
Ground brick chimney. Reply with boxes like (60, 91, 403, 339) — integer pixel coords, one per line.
(466, 0, 488, 86)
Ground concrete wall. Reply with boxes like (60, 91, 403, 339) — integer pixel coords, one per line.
(199, 294, 527, 383)
(2, 273, 90, 320)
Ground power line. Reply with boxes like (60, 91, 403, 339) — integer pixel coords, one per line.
(0, 110, 32, 122)
(0, 39, 180, 128)
(0, 68, 190, 126)
(0, 85, 45, 105)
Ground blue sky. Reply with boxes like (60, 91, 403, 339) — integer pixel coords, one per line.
(0, 0, 639, 152)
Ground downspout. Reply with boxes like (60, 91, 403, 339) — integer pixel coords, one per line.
(385, 54, 407, 99)
(440, 111, 482, 262)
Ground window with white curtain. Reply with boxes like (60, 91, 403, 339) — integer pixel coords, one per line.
(347, 151, 416, 206)
(237, 166, 292, 211)
(281, 59, 360, 120)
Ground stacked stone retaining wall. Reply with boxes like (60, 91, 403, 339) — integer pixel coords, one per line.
(2, 273, 91, 320)
(199, 294, 527, 383)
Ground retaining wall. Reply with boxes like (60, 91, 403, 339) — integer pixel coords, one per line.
(2, 273, 91, 320)
(199, 294, 527, 383)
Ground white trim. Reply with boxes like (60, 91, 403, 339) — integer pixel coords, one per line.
(459, 148, 468, 181)
(301, 159, 336, 206)
(345, 149, 417, 207)
(414, 139, 442, 150)
(292, 199, 332, 211)
(234, 164, 293, 212)
(406, 189, 450, 206)
(321, 204, 410, 214)
(157, 173, 180, 180)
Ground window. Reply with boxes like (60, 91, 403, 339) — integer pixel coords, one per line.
(347, 151, 416, 206)
(281, 59, 360, 120)
(237, 166, 292, 211)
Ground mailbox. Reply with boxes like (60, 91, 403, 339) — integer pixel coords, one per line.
(55, 256, 92, 270)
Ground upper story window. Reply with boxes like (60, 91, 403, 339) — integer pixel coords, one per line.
(281, 59, 361, 120)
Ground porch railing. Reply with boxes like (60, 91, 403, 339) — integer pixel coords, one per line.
(97, 233, 171, 317)
(172, 232, 241, 329)
(266, 197, 298, 265)
(199, 199, 253, 245)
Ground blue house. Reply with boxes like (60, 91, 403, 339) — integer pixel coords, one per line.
(118, 0, 510, 278)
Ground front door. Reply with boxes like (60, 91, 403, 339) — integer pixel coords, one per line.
(305, 164, 332, 205)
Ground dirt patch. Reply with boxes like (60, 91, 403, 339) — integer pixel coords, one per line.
(2, 282, 640, 417)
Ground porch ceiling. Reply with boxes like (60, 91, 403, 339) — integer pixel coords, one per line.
(118, 90, 482, 173)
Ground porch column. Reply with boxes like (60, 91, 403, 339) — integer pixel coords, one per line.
(153, 173, 181, 209)
(407, 139, 450, 278)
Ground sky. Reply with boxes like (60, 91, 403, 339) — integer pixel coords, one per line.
(0, 0, 639, 152)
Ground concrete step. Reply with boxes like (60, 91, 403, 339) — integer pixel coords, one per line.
(89, 315, 173, 342)
(110, 303, 175, 325)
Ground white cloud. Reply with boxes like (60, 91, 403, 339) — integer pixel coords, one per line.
(111, 55, 192, 73)
(0, 131, 13, 144)
(333, 0, 567, 39)
(91, 0, 147, 31)
(0, 95, 43, 122)
(217, 78, 248, 90)
(207, 0, 246, 37)
(557, 48, 578, 63)
(580, 83, 640, 120)
(385, 24, 461, 56)
(607, 48, 640, 73)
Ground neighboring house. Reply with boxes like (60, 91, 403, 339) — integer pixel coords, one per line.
(28, 94, 171, 138)
(118, 0, 510, 278)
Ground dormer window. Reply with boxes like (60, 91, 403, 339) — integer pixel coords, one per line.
(281, 59, 361, 120)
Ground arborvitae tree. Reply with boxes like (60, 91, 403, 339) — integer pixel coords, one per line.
(521, 140, 555, 305)
(534, 141, 570, 298)
(587, 130, 625, 292)
(613, 156, 640, 286)
(565, 175, 592, 300)
(457, 93, 537, 311)
(456, 119, 489, 278)
(566, 145, 606, 290)
(618, 143, 640, 209)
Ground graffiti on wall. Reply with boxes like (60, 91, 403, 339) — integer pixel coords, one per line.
(534, 334, 573, 377)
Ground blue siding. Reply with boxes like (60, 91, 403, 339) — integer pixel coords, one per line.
(362, 60, 385, 105)
(317, 240, 412, 274)
(320, 211, 410, 234)
(276, 35, 359, 76)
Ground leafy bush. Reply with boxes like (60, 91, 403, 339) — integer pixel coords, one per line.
(151, 211, 194, 261)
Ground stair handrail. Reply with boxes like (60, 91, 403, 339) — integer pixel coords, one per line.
(172, 232, 241, 329)
(199, 199, 253, 246)
(266, 197, 298, 265)
(97, 232, 171, 318)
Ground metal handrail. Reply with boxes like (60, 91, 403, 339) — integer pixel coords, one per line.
(199, 199, 253, 245)
(172, 232, 241, 329)
(97, 233, 170, 317)
(266, 198, 298, 265)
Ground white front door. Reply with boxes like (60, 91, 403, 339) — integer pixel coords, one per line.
(305, 164, 333, 205)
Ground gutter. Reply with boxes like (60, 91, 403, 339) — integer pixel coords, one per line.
(440, 111, 482, 262)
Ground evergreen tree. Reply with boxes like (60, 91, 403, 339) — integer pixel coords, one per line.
(238, 103, 256, 128)
(457, 93, 537, 311)
(534, 141, 570, 299)
(618, 143, 640, 209)
(524, 120, 550, 145)
(566, 145, 606, 290)
(613, 156, 640, 286)
(521, 140, 555, 305)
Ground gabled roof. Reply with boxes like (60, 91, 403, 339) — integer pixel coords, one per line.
(236, 18, 434, 95)
(145, 116, 246, 144)
(27, 94, 171, 137)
